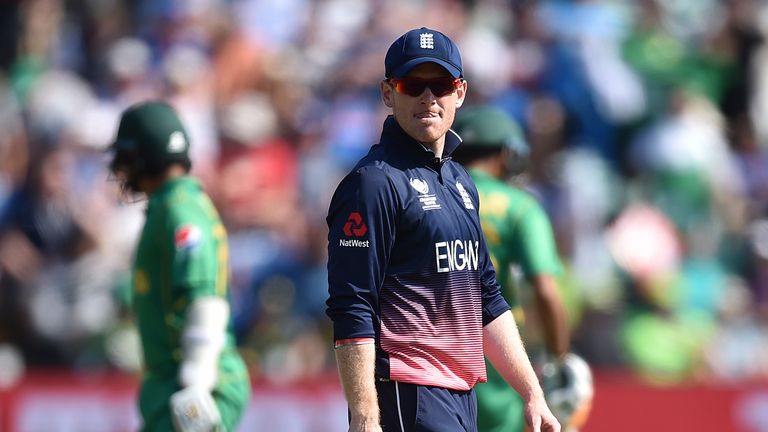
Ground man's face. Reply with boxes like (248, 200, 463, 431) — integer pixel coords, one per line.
(381, 63, 467, 147)
(109, 149, 144, 195)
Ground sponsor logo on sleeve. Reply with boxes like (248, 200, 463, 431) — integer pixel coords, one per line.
(174, 225, 202, 251)
(343, 212, 368, 237)
(341, 212, 369, 247)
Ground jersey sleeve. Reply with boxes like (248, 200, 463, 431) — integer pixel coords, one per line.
(513, 201, 562, 279)
(326, 167, 398, 342)
(166, 196, 228, 300)
(479, 238, 512, 325)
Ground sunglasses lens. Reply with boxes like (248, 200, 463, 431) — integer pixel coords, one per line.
(401, 81, 425, 97)
(429, 79, 456, 97)
(392, 78, 457, 97)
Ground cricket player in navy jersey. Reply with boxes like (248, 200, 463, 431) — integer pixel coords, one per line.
(326, 28, 560, 432)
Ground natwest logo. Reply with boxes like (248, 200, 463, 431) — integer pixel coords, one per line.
(339, 238, 370, 248)
(343, 212, 368, 237)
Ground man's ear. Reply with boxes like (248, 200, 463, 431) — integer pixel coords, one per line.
(381, 80, 394, 108)
(455, 79, 468, 108)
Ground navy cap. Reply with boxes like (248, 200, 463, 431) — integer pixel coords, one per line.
(385, 27, 463, 78)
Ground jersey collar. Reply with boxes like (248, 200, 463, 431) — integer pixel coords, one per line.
(380, 115, 463, 162)
(148, 175, 200, 205)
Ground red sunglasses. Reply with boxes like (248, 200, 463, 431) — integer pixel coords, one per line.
(388, 77, 462, 97)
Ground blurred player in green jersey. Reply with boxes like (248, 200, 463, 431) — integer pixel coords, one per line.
(453, 106, 588, 432)
(108, 101, 250, 432)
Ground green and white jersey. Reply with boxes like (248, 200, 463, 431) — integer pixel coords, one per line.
(471, 170, 562, 313)
(132, 176, 240, 378)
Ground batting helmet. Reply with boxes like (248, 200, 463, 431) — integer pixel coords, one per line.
(109, 100, 191, 192)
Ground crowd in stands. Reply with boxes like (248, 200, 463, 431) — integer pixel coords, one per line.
(1, 0, 768, 387)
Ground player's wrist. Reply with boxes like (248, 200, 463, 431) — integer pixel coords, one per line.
(520, 385, 546, 404)
(349, 411, 380, 426)
(179, 359, 218, 391)
(178, 297, 228, 391)
(348, 399, 380, 422)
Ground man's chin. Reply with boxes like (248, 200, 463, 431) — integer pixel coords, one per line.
(410, 126, 444, 144)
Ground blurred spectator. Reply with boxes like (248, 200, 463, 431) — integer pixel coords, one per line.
(0, 78, 28, 212)
(0, 144, 102, 365)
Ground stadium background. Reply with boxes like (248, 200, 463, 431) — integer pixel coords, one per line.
(0, 0, 767, 430)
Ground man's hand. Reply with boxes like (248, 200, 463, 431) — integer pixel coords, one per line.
(170, 386, 222, 432)
(483, 311, 560, 431)
(524, 395, 561, 432)
(348, 417, 383, 432)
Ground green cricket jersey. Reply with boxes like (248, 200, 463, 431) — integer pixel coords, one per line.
(132, 176, 250, 432)
(470, 170, 561, 432)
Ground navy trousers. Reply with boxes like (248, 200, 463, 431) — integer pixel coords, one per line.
(375, 379, 477, 432)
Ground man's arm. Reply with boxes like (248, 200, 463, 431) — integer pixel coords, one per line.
(166, 205, 232, 431)
(335, 343, 382, 432)
(531, 274, 570, 359)
(515, 199, 570, 359)
(484, 310, 560, 432)
(326, 168, 395, 432)
(171, 297, 228, 432)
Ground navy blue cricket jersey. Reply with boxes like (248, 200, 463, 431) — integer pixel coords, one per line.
(326, 116, 510, 391)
